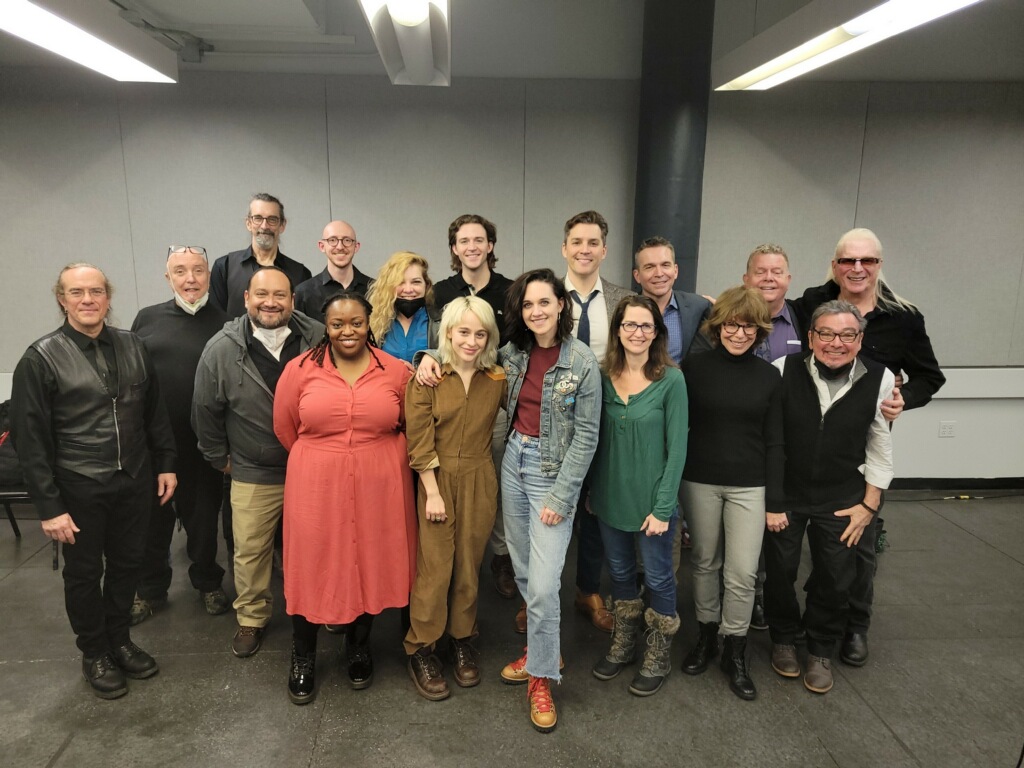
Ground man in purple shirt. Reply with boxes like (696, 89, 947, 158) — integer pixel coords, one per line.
(740, 244, 803, 632)
(742, 244, 803, 363)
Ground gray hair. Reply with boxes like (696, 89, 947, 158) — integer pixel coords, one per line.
(810, 299, 867, 333)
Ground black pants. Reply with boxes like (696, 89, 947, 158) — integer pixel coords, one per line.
(847, 505, 884, 633)
(138, 443, 225, 598)
(763, 507, 859, 658)
(575, 485, 605, 594)
(57, 466, 152, 657)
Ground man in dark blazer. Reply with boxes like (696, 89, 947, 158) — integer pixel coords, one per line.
(561, 210, 632, 634)
(632, 236, 711, 364)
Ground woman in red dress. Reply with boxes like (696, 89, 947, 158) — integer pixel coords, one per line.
(273, 291, 416, 704)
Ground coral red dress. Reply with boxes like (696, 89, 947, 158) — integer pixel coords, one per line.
(274, 348, 416, 625)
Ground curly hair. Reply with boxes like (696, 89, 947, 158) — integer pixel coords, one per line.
(300, 291, 385, 372)
(504, 268, 575, 350)
(365, 251, 433, 345)
(447, 214, 497, 272)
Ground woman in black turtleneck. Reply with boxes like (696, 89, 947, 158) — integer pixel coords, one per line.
(678, 286, 784, 702)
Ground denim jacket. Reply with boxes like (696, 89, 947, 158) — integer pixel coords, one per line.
(500, 337, 601, 519)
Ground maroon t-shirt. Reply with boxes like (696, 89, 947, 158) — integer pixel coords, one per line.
(512, 343, 561, 438)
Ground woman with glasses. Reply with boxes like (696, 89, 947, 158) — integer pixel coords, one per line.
(366, 251, 438, 370)
(792, 227, 942, 669)
(678, 286, 784, 701)
(273, 292, 416, 704)
(588, 295, 687, 697)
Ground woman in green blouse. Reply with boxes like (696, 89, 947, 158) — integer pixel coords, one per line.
(588, 295, 688, 697)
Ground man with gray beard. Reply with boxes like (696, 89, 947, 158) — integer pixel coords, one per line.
(193, 267, 323, 658)
(210, 193, 312, 318)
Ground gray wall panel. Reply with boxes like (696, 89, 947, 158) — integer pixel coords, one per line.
(117, 72, 332, 310)
(697, 83, 869, 298)
(325, 76, 527, 281)
(855, 82, 1024, 366)
(1, 69, 135, 367)
(522, 79, 640, 285)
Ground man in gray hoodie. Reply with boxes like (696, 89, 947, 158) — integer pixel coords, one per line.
(193, 266, 324, 658)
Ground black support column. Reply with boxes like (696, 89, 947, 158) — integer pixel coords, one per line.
(631, 0, 716, 292)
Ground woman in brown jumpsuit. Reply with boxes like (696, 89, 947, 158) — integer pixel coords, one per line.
(403, 296, 507, 701)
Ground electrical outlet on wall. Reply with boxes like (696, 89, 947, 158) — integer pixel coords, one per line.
(938, 421, 956, 438)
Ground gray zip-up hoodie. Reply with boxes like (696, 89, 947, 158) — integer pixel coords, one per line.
(192, 311, 324, 485)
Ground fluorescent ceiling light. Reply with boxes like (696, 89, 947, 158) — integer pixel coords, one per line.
(717, 0, 986, 91)
(358, 0, 450, 86)
(0, 0, 177, 83)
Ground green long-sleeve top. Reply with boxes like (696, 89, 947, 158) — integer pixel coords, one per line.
(588, 366, 688, 531)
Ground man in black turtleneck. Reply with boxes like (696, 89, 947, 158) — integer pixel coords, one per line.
(11, 264, 176, 699)
(764, 300, 894, 697)
(130, 246, 231, 625)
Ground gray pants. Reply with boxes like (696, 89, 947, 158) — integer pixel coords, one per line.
(681, 480, 765, 636)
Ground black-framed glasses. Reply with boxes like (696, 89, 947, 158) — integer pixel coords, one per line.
(321, 236, 357, 248)
(620, 321, 656, 335)
(835, 257, 881, 267)
(722, 321, 757, 335)
(811, 328, 861, 343)
(248, 215, 282, 227)
(168, 245, 207, 257)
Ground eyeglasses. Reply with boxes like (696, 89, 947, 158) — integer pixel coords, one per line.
(835, 257, 881, 267)
(321, 236, 357, 248)
(168, 245, 207, 257)
(63, 288, 107, 299)
(811, 328, 861, 343)
(620, 321, 656, 335)
(248, 215, 282, 227)
(722, 321, 757, 335)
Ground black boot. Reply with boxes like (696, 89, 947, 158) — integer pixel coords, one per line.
(288, 642, 316, 705)
(345, 617, 374, 690)
(720, 635, 757, 700)
(629, 608, 681, 697)
(681, 621, 719, 675)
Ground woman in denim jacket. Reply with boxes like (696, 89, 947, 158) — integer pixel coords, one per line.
(497, 268, 600, 732)
(416, 268, 599, 732)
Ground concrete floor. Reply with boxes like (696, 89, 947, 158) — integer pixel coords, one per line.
(1, 491, 1022, 768)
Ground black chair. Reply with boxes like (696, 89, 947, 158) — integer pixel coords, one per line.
(1, 486, 59, 570)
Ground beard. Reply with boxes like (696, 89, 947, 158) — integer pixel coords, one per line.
(254, 232, 276, 250)
(249, 310, 290, 329)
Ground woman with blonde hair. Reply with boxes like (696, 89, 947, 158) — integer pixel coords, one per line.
(679, 285, 784, 701)
(403, 296, 507, 701)
(366, 251, 437, 367)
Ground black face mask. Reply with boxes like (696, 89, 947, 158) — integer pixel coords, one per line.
(395, 297, 426, 317)
(814, 358, 853, 381)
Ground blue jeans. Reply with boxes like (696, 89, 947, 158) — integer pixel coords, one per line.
(598, 514, 678, 616)
(502, 431, 574, 681)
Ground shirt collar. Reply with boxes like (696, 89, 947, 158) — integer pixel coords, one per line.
(62, 320, 111, 350)
(563, 273, 604, 297)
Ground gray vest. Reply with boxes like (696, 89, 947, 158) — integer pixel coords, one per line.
(32, 328, 150, 482)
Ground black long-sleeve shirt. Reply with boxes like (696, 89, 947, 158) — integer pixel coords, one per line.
(794, 281, 945, 411)
(680, 344, 786, 510)
(10, 323, 176, 520)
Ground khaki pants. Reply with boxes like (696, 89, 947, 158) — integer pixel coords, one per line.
(230, 480, 284, 627)
(403, 459, 497, 654)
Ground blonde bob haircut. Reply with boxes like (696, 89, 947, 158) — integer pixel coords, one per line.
(436, 296, 500, 372)
(366, 251, 434, 345)
(701, 285, 773, 348)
